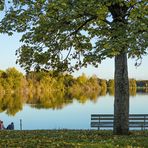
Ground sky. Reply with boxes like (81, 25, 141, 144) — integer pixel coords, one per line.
(0, 32, 148, 80)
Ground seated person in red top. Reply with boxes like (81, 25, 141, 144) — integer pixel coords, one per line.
(0, 120, 5, 130)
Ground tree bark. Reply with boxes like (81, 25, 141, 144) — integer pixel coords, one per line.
(113, 52, 129, 135)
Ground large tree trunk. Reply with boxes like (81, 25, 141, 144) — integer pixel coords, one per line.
(113, 52, 129, 135)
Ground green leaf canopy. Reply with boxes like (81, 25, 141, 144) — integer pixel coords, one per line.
(0, 0, 147, 72)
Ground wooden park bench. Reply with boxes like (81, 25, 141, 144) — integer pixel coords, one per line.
(91, 114, 148, 130)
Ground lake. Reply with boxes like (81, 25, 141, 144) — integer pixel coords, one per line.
(0, 93, 148, 130)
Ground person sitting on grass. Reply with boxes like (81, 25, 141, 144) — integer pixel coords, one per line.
(0, 120, 5, 130)
(6, 122, 14, 130)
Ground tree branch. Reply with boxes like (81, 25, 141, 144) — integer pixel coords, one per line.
(71, 16, 97, 35)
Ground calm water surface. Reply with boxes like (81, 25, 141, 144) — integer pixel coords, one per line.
(0, 93, 148, 130)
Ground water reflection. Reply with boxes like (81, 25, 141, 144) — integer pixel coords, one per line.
(28, 92, 74, 110)
(0, 88, 148, 116)
(27, 88, 101, 109)
(0, 93, 25, 116)
(137, 88, 148, 94)
(0, 88, 100, 116)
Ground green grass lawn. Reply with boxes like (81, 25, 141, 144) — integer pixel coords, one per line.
(0, 130, 148, 147)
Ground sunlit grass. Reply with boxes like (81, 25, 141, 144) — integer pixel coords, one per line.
(0, 130, 148, 147)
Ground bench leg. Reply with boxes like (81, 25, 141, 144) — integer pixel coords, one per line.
(141, 126, 144, 131)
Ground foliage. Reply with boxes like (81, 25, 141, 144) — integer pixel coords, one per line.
(137, 80, 148, 88)
(0, 68, 102, 115)
(0, 92, 24, 115)
(129, 79, 137, 88)
(0, 1, 147, 72)
(0, 67, 148, 115)
(69, 74, 101, 102)
(98, 79, 107, 95)
(0, 67, 25, 92)
(0, 130, 148, 147)
(107, 79, 137, 88)
(108, 79, 114, 88)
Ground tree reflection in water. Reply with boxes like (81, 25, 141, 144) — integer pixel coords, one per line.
(0, 88, 100, 116)
(27, 88, 100, 109)
(0, 88, 148, 116)
(0, 92, 24, 116)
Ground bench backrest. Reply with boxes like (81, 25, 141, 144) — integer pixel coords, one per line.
(91, 114, 148, 129)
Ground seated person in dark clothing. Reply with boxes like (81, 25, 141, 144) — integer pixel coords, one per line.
(7, 122, 14, 130)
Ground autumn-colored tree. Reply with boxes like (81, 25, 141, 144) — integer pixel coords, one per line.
(129, 79, 137, 88)
(108, 79, 114, 88)
(5, 67, 24, 89)
(0, 1, 148, 134)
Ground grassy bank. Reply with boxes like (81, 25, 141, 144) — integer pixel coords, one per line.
(0, 130, 148, 147)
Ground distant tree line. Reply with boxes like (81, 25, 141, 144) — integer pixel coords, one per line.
(0, 67, 104, 100)
(0, 68, 147, 98)
(108, 79, 148, 89)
